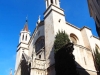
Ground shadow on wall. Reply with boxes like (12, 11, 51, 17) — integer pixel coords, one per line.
(21, 59, 31, 75)
(47, 43, 90, 75)
(76, 62, 89, 75)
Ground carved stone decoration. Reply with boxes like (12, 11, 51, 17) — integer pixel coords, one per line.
(55, 43, 80, 75)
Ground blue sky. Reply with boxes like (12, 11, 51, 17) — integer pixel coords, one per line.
(0, 0, 98, 75)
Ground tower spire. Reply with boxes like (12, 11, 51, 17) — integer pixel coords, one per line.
(23, 17, 28, 31)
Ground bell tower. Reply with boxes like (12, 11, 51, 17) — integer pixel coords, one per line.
(15, 19, 30, 71)
(44, 0, 66, 70)
(45, 0, 60, 8)
(19, 20, 30, 44)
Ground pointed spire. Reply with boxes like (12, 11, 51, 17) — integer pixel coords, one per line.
(10, 69, 12, 75)
(23, 17, 28, 31)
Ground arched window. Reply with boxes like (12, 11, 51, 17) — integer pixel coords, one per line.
(35, 36, 45, 52)
(70, 33, 79, 44)
(51, 0, 53, 4)
(25, 35, 27, 41)
(39, 55, 41, 59)
(22, 34, 24, 40)
(55, 0, 57, 4)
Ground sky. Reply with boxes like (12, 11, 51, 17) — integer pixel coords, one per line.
(0, 0, 98, 75)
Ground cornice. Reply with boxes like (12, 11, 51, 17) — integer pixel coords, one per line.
(44, 4, 65, 19)
(66, 22, 91, 31)
(17, 42, 28, 47)
(44, 9, 65, 19)
(44, 4, 64, 15)
(17, 47, 29, 52)
(80, 26, 91, 31)
(66, 22, 80, 30)
(93, 35, 100, 40)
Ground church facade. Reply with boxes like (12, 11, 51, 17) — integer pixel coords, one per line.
(15, 0, 100, 75)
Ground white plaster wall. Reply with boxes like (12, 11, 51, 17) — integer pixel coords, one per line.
(44, 12, 55, 68)
(31, 69, 46, 75)
(15, 43, 29, 72)
(44, 5, 64, 17)
(81, 28, 91, 49)
(61, 23, 85, 46)
(93, 36, 100, 50)
(17, 43, 28, 50)
(15, 65, 21, 75)
(31, 59, 46, 75)
(15, 49, 22, 71)
(44, 6, 87, 70)
(44, 7, 97, 73)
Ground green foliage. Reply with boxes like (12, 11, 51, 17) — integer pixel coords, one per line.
(54, 30, 70, 53)
(94, 48, 100, 70)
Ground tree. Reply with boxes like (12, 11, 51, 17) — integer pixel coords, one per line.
(54, 30, 70, 53)
(54, 30, 80, 75)
(94, 48, 100, 72)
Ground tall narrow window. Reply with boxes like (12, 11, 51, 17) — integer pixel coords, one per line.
(84, 57, 87, 65)
(25, 35, 27, 41)
(70, 33, 78, 44)
(39, 55, 41, 59)
(55, 0, 57, 5)
(22, 35, 24, 40)
(47, 0, 49, 7)
(51, 0, 53, 4)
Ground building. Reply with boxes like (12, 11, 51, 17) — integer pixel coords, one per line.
(87, 0, 100, 38)
(15, 0, 100, 75)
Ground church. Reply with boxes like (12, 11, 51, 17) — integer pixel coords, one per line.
(14, 0, 100, 75)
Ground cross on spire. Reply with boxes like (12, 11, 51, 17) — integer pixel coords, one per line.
(26, 16, 28, 22)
